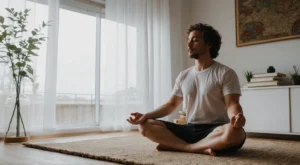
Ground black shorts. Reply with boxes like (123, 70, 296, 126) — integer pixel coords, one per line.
(158, 120, 246, 152)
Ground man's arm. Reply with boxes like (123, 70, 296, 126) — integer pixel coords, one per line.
(146, 95, 183, 119)
(127, 95, 183, 125)
(224, 94, 246, 128)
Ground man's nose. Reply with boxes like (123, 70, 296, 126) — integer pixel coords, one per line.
(188, 41, 193, 48)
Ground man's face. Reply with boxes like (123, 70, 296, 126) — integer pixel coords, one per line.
(187, 30, 210, 59)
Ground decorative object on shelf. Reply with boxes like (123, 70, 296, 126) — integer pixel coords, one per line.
(235, 0, 300, 47)
(290, 65, 300, 85)
(244, 70, 253, 83)
(0, 8, 49, 143)
(267, 66, 276, 73)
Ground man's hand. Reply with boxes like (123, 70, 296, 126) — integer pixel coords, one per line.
(127, 112, 148, 125)
(230, 113, 245, 128)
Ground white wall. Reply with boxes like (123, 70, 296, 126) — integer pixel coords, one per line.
(186, 0, 300, 86)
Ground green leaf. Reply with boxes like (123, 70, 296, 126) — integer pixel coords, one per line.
(5, 8, 12, 14)
(19, 70, 27, 76)
(8, 44, 17, 50)
(1, 25, 9, 29)
(14, 48, 22, 54)
(7, 17, 15, 22)
(39, 37, 46, 41)
(26, 65, 33, 75)
(24, 9, 30, 14)
(1, 31, 7, 37)
(31, 31, 37, 36)
(28, 51, 38, 56)
(28, 44, 38, 50)
(0, 16, 4, 24)
(25, 57, 31, 62)
(16, 62, 26, 67)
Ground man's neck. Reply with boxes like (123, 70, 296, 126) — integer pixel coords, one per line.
(194, 56, 215, 71)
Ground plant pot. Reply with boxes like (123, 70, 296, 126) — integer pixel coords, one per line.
(246, 77, 251, 83)
(4, 136, 30, 143)
(293, 77, 300, 85)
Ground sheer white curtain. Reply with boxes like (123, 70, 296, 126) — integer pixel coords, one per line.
(100, 0, 172, 130)
(0, 0, 59, 136)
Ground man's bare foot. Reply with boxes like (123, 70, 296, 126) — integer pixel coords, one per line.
(156, 144, 180, 152)
(156, 144, 216, 156)
(203, 148, 216, 156)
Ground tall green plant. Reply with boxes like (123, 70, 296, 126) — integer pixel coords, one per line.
(0, 8, 49, 137)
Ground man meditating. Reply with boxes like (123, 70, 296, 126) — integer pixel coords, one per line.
(127, 23, 246, 156)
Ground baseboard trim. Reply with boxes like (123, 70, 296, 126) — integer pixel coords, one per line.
(247, 132, 300, 140)
(0, 130, 139, 141)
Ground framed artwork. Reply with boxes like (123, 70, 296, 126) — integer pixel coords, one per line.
(235, 0, 300, 47)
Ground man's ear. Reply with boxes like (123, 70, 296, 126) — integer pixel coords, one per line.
(206, 43, 212, 49)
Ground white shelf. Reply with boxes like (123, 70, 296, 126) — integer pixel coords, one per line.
(241, 85, 300, 91)
(240, 87, 300, 135)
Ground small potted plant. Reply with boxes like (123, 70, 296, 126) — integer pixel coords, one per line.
(290, 65, 300, 85)
(244, 70, 253, 83)
(267, 66, 276, 73)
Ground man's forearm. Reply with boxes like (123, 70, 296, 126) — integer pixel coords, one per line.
(145, 103, 176, 119)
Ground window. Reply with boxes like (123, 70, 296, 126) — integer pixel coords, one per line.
(100, 19, 137, 104)
(56, 8, 97, 127)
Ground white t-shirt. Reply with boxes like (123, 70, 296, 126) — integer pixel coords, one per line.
(172, 61, 241, 124)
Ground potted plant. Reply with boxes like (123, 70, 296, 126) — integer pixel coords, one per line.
(0, 8, 49, 143)
(290, 65, 300, 85)
(244, 70, 253, 83)
(267, 66, 276, 73)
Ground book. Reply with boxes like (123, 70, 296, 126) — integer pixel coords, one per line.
(250, 76, 282, 83)
(247, 81, 284, 87)
(252, 72, 286, 78)
(174, 119, 187, 124)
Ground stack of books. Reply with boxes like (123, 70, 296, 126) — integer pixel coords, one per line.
(173, 111, 187, 124)
(246, 72, 287, 88)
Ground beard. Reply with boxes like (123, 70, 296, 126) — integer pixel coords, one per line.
(189, 49, 206, 59)
(189, 53, 200, 59)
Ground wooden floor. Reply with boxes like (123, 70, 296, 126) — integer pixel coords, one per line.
(0, 131, 139, 165)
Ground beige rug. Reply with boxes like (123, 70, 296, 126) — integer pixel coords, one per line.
(23, 135, 300, 165)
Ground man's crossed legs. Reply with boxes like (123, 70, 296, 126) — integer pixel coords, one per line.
(139, 119, 246, 156)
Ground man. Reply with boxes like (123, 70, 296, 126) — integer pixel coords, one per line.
(127, 23, 246, 156)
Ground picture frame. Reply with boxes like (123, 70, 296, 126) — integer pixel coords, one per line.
(235, 0, 300, 47)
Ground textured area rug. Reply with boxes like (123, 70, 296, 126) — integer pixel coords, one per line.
(23, 135, 300, 165)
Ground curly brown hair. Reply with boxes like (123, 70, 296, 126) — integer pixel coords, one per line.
(187, 23, 222, 59)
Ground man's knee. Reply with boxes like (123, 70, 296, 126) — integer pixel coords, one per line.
(138, 121, 149, 136)
(222, 124, 245, 145)
(138, 119, 166, 136)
